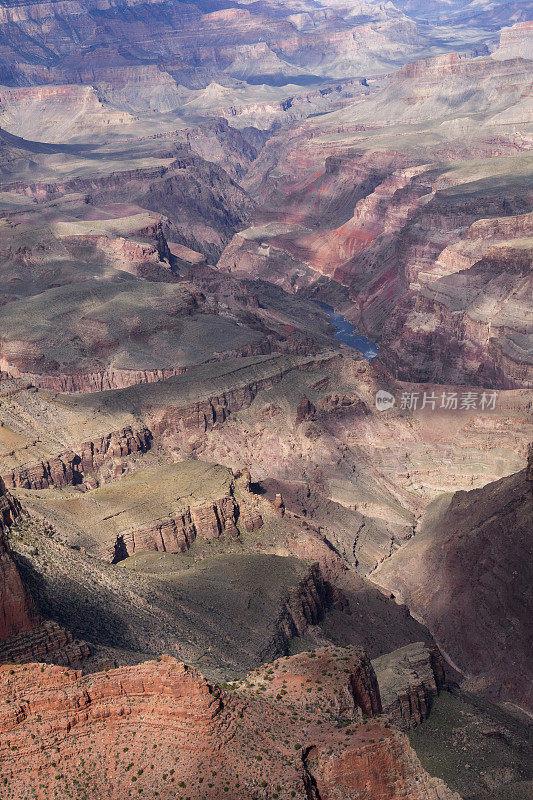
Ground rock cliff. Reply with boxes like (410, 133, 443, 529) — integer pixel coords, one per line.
(372, 642, 446, 730)
(0, 480, 34, 639)
(372, 451, 533, 713)
(0, 481, 89, 666)
(0, 653, 461, 800)
(3, 426, 153, 490)
(242, 645, 383, 720)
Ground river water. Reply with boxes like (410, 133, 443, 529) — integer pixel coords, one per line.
(316, 302, 379, 361)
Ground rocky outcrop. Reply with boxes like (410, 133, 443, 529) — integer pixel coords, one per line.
(17, 461, 265, 563)
(112, 494, 243, 561)
(273, 492, 286, 516)
(112, 509, 194, 561)
(244, 645, 382, 720)
(304, 730, 461, 800)
(492, 20, 533, 61)
(238, 503, 264, 532)
(0, 482, 90, 666)
(152, 366, 291, 438)
(0, 657, 225, 800)
(0, 476, 21, 532)
(381, 244, 533, 388)
(296, 394, 316, 423)
(3, 427, 153, 490)
(372, 642, 446, 730)
(372, 451, 533, 713)
(264, 564, 340, 662)
(0, 653, 460, 800)
(0, 619, 90, 667)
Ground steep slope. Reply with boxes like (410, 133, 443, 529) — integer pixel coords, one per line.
(0, 479, 91, 666)
(0, 479, 34, 638)
(372, 448, 533, 713)
(381, 235, 533, 388)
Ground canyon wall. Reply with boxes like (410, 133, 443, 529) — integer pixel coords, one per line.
(372, 451, 533, 712)
(0, 480, 34, 639)
(0, 653, 461, 800)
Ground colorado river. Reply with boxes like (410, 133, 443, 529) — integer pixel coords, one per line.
(317, 302, 379, 361)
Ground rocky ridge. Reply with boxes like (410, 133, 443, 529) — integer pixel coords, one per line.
(0, 481, 90, 667)
(0, 652, 461, 800)
(0, 480, 33, 638)
(16, 461, 264, 562)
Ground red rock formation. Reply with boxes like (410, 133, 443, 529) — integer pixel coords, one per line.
(238, 504, 264, 532)
(218, 36, 532, 385)
(0, 619, 90, 667)
(0, 654, 460, 800)
(0, 483, 35, 639)
(244, 645, 382, 720)
(304, 731, 460, 800)
(0, 479, 90, 666)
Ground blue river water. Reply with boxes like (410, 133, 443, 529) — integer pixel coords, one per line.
(316, 302, 379, 361)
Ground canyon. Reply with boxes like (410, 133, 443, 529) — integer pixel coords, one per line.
(218, 26, 533, 388)
(0, 3, 531, 799)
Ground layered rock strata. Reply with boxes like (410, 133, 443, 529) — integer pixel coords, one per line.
(264, 567, 344, 663)
(0, 653, 461, 800)
(3, 427, 153, 490)
(0, 484, 90, 667)
(0, 619, 90, 667)
(372, 642, 446, 730)
(242, 645, 383, 720)
(111, 493, 262, 562)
